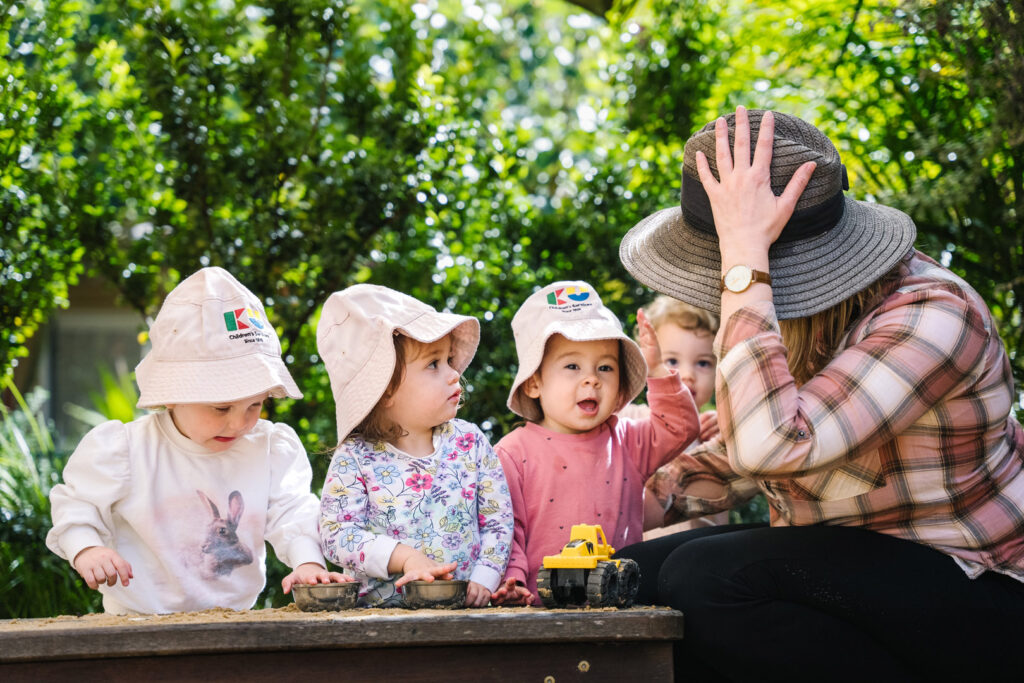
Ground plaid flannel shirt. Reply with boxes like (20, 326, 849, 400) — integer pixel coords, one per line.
(649, 251, 1024, 581)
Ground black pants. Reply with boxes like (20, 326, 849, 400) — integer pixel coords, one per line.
(615, 524, 1024, 682)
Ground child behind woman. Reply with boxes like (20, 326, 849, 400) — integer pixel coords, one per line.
(636, 296, 728, 536)
(491, 281, 700, 606)
(316, 285, 514, 607)
(47, 267, 351, 615)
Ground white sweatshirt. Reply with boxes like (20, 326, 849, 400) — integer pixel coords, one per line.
(46, 411, 325, 614)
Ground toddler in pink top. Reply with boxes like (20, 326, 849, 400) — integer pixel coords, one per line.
(490, 281, 700, 606)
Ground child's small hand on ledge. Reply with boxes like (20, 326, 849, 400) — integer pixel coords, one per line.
(391, 544, 457, 587)
(281, 562, 355, 594)
(490, 577, 533, 606)
(465, 580, 492, 607)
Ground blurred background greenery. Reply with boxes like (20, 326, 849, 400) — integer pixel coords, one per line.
(2, 0, 1021, 616)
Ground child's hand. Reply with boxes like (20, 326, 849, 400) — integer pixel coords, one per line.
(73, 546, 133, 590)
(490, 577, 534, 606)
(636, 308, 669, 378)
(281, 562, 356, 594)
(465, 580, 492, 607)
(393, 550, 457, 588)
(699, 410, 719, 442)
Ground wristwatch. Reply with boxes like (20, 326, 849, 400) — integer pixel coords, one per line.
(720, 265, 772, 293)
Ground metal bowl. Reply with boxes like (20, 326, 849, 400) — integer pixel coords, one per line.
(291, 582, 360, 612)
(402, 580, 468, 609)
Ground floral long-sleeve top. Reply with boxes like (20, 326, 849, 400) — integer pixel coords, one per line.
(319, 419, 513, 606)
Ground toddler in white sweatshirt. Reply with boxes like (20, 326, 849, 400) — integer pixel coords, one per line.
(47, 267, 352, 614)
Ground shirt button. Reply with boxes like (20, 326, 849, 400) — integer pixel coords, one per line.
(797, 430, 807, 438)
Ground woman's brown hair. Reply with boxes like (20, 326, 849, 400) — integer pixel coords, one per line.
(778, 266, 900, 385)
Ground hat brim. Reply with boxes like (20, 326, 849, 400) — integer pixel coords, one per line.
(398, 314, 480, 376)
(136, 352, 302, 408)
(507, 319, 647, 422)
(619, 197, 916, 320)
(331, 313, 480, 444)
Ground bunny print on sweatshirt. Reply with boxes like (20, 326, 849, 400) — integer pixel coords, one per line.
(195, 489, 254, 579)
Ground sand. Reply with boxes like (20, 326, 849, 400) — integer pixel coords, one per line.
(0, 603, 657, 632)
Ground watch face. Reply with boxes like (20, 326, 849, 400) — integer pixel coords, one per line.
(724, 265, 753, 292)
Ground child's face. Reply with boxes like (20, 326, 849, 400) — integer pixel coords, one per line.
(382, 335, 462, 441)
(524, 335, 621, 435)
(167, 394, 267, 452)
(656, 323, 716, 408)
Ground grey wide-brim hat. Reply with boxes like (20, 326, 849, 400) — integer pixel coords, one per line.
(620, 110, 917, 320)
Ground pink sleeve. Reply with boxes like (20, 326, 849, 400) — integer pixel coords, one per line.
(620, 372, 700, 478)
(495, 441, 529, 586)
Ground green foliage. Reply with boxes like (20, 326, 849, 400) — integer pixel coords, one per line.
(0, 377, 102, 618)
(8, 0, 1019, 433)
(63, 364, 143, 431)
(0, 0, 89, 375)
(729, 493, 770, 526)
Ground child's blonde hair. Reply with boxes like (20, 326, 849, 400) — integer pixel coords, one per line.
(643, 295, 719, 336)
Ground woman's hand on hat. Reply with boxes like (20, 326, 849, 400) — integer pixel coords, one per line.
(695, 106, 817, 260)
(637, 308, 670, 378)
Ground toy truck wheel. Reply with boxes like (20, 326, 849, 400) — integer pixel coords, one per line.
(537, 568, 560, 608)
(585, 561, 619, 607)
(616, 559, 640, 607)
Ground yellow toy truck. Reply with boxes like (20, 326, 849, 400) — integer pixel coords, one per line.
(536, 524, 641, 608)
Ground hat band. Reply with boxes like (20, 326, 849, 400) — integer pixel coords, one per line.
(680, 170, 846, 244)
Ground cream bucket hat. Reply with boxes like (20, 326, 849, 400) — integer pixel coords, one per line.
(507, 281, 647, 422)
(135, 267, 301, 408)
(316, 284, 480, 443)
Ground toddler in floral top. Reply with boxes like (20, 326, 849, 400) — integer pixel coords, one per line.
(316, 285, 513, 607)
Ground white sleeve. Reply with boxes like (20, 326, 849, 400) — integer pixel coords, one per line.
(46, 420, 133, 563)
(264, 423, 326, 569)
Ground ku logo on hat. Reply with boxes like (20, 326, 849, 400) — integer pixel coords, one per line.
(223, 307, 266, 332)
(547, 286, 590, 306)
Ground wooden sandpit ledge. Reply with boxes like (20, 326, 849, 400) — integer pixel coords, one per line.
(0, 605, 684, 682)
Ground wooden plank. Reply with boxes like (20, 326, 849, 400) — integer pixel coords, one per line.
(1, 641, 675, 682)
(0, 608, 683, 663)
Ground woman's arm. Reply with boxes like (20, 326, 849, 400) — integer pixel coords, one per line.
(647, 439, 761, 524)
(717, 287, 988, 479)
(694, 107, 815, 330)
(697, 106, 988, 480)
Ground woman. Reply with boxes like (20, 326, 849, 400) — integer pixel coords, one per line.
(617, 107, 1024, 681)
